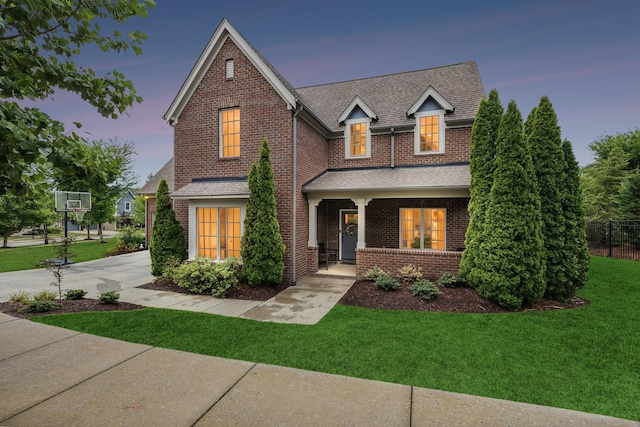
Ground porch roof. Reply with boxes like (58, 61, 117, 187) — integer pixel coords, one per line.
(302, 163, 470, 194)
(170, 178, 249, 199)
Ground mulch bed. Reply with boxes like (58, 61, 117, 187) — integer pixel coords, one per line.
(1, 277, 588, 320)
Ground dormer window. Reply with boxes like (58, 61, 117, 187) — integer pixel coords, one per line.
(415, 110, 445, 154)
(345, 118, 371, 158)
(225, 59, 234, 79)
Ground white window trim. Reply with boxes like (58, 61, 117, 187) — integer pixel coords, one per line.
(188, 200, 246, 261)
(344, 117, 371, 159)
(414, 110, 445, 155)
(398, 208, 447, 250)
(219, 108, 240, 158)
(124, 201, 131, 212)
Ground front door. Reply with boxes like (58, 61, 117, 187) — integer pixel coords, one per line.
(341, 211, 358, 260)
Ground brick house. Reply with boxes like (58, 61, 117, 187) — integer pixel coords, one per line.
(162, 19, 485, 284)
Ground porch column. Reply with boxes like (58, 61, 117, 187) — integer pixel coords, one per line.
(308, 198, 321, 246)
(351, 197, 371, 249)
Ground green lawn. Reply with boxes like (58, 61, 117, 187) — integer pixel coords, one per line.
(33, 256, 640, 421)
(0, 238, 117, 272)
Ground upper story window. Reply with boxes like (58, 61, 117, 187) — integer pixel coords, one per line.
(345, 118, 371, 159)
(124, 201, 131, 212)
(415, 110, 445, 155)
(225, 59, 234, 79)
(220, 108, 240, 158)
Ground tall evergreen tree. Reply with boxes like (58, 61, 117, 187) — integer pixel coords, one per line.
(241, 139, 285, 286)
(562, 140, 590, 293)
(240, 163, 258, 268)
(150, 178, 185, 276)
(460, 89, 503, 280)
(469, 101, 545, 309)
(527, 96, 568, 300)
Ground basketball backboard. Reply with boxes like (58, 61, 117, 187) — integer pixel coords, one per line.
(54, 191, 92, 212)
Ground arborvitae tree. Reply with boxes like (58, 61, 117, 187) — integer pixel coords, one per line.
(527, 96, 568, 300)
(460, 89, 503, 280)
(240, 163, 257, 268)
(562, 140, 590, 293)
(469, 101, 545, 309)
(241, 139, 285, 286)
(150, 178, 185, 276)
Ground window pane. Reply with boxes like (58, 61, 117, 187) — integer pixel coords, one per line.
(425, 208, 445, 250)
(419, 116, 439, 152)
(400, 208, 421, 248)
(221, 108, 240, 157)
(197, 208, 217, 258)
(220, 207, 241, 259)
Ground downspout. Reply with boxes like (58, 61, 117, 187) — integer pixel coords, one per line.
(291, 104, 303, 286)
(390, 127, 395, 168)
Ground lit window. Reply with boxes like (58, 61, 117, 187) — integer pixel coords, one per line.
(400, 208, 446, 250)
(415, 111, 445, 154)
(197, 207, 242, 260)
(220, 108, 240, 157)
(345, 118, 371, 159)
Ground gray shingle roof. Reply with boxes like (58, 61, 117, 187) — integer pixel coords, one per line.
(171, 179, 249, 198)
(138, 158, 174, 196)
(302, 164, 470, 193)
(295, 62, 484, 133)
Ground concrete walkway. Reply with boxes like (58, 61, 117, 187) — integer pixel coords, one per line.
(1, 252, 638, 425)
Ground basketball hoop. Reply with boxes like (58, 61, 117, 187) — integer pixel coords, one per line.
(70, 208, 88, 224)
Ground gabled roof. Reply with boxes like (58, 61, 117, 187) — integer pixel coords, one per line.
(296, 61, 484, 133)
(338, 96, 378, 124)
(406, 86, 454, 116)
(138, 158, 174, 196)
(163, 19, 298, 124)
(116, 189, 136, 203)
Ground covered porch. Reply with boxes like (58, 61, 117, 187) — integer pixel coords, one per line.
(302, 164, 471, 280)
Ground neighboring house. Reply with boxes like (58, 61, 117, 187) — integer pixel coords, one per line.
(138, 158, 174, 247)
(161, 19, 484, 284)
(115, 189, 136, 227)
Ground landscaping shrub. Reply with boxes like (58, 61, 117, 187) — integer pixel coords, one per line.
(113, 226, 145, 252)
(398, 264, 422, 283)
(437, 272, 466, 288)
(98, 291, 120, 304)
(364, 265, 388, 282)
(8, 291, 31, 304)
(169, 256, 239, 298)
(65, 289, 87, 300)
(150, 178, 186, 276)
(375, 275, 400, 291)
(409, 279, 442, 300)
(23, 300, 59, 313)
(33, 289, 57, 301)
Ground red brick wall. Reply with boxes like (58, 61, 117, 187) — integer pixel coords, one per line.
(328, 127, 471, 169)
(172, 37, 295, 280)
(356, 248, 462, 281)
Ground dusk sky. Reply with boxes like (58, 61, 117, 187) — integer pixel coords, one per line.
(25, 0, 640, 187)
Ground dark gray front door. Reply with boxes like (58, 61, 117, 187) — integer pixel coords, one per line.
(341, 211, 358, 260)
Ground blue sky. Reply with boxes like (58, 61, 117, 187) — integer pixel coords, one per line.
(28, 0, 640, 187)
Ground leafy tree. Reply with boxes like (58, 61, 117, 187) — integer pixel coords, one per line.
(581, 143, 629, 219)
(588, 129, 640, 171)
(0, 0, 154, 196)
(527, 96, 568, 300)
(150, 179, 185, 276)
(618, 169, 640, 220)
(241, 139, 285, 286)
(54, 139, 137, 242)
(469, 101, 545, 310)
(0, 193, 52, 247)
(133, 195, 147, 227)
(562, 139, 590, 292)
(460, 89, 503, 280)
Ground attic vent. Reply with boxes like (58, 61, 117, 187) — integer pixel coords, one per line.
(226, 59, 234, 78)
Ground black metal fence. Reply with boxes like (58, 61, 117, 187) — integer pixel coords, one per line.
(586, 220, 640, 260)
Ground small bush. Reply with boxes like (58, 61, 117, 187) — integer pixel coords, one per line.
(437, 272, 466, 288)
(409, 279, 442, 300)
(168, 256, 239, 298)
(398, 264, 423, 283)
(9, 291, 31, 304)
(113, 226, 145, 252)
(364, 266, 388, 282)
(98, 291, 120, 304)
(23, 300, 60, 313)
(33, 290, 57, 301)
(375, 275, 400, 291)
(65, 289, 87, 300)
(47, 227, 61, 235)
